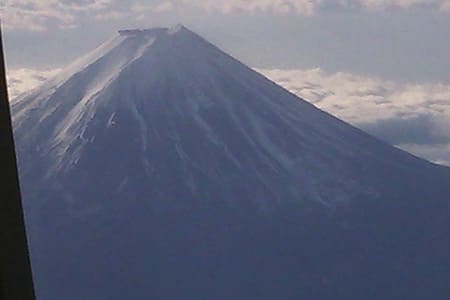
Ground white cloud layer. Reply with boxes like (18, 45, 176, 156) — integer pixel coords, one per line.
(6, 67, 61, 98)
(6, 66, 450, 166)
(135, 0, 450, 15)
(1, 0, 115, 30)
(259, 68, 450, 166)
(2, 0, 450, 30)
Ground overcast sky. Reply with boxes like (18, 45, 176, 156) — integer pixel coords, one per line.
(1, 0, 450, 165)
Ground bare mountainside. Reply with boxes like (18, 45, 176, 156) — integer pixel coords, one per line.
(13, 25, 450, 299)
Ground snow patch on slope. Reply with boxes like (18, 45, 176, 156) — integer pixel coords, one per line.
(49, 35, 156, 171)
(50, 36, 127, 89)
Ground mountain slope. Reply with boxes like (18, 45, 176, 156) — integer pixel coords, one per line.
(13, 26, 450, 300)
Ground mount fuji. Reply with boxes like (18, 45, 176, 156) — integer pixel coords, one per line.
(12, 25, 450, 299)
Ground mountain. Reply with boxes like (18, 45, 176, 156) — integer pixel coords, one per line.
(13, 25, 450, 300)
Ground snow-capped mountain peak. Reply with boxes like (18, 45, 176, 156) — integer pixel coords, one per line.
(11, 26, 450, 300)
(13, 25, 450, 207)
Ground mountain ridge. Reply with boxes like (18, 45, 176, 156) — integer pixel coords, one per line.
(12, 25, 450, 299)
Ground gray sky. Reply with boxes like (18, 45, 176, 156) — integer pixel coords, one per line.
(2, 0, 450, 165)
(3, 1, 450, 83)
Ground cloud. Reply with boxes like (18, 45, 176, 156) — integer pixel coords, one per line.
(397, 143, 450, 166)
(3, 0, 450, 31)
(258, 68, 450, 166)
(361, 0, 450, 11)
(6, 68, 62, 99)
(360, 114, 450, 146)
(363, 114, 450, 167)
(134, 0, 450, 15)
(1, 0, 118, 30)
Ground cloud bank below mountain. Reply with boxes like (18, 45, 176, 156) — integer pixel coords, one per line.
(259, 68, 450, 166)
(7, 68, 61, 99)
